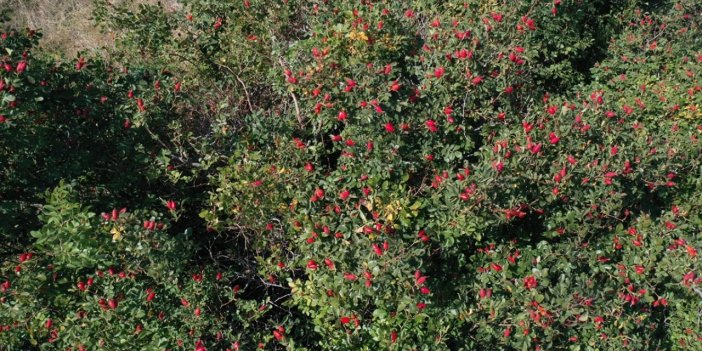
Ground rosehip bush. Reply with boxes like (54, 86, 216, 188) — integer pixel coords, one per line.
(1, 0, 702, 350)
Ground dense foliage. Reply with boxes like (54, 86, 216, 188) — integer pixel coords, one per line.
(1, 0, 701, 350)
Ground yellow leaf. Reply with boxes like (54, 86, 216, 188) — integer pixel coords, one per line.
(364, 197, 374, 211)
(110, 226, 124, 242)
(386, 212, 394, 223)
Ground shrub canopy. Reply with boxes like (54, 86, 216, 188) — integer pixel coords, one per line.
(0, 0, 701, 350)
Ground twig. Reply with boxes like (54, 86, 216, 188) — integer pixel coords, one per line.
(289, 89, 303, 128)
(277, 58, 304, 128)
(236, 75, 254, 113)
(214, 62, 255, 113)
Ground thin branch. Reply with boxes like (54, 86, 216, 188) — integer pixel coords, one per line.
(289, 89, 303, 128)
(236, 75, 254, 113)
(277, 58, 304, 128)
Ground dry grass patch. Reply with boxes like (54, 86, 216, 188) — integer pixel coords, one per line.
(0, 0, 179, 57)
